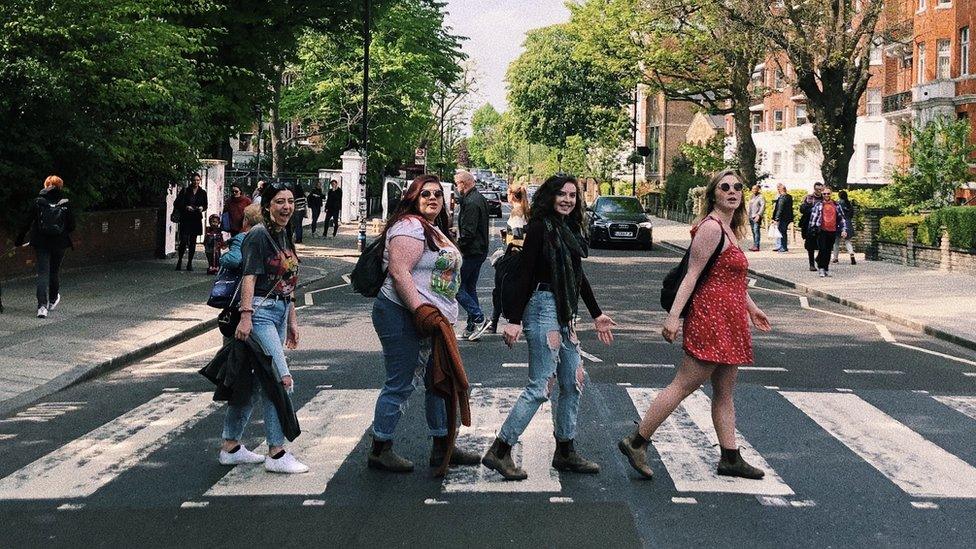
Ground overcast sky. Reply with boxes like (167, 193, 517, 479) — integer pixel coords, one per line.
(444, 0, 571, 113)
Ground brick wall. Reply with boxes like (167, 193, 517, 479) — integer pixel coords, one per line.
(877, 241, 976, 276)
(1, 208, 159, 279)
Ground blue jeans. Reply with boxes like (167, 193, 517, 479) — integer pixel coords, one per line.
(251, 296, 290, 380)
(498, 290, 583, 445)
(370, 295, 448, 441)
(777, 219, 791, 251)
(457, 253, 487, 326)
(222, 381, 286, 448)
(750, 219, 762, 249)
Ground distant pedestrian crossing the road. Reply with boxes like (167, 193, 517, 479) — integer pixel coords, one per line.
(0, 387, 974, 505)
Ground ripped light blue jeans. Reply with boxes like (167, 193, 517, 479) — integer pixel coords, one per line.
(370, 294, 448, 441)
(498, 290, 583, 445)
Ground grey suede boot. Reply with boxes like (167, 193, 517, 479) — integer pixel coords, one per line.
(367, 437, 414, 473)
(481, 438, 527, 480)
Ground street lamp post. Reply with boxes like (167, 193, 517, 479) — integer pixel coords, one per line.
(358, 0, 371, 252)
(439, 88, 445, 179)
(632, 84, 638, 196)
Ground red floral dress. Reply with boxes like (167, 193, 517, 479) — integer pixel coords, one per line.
(682, 219, 753, 365)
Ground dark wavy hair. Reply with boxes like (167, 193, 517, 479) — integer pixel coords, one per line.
(382, 174, 454, 250)
(529, 174, 584, 229)
(260, 182, 294, 235)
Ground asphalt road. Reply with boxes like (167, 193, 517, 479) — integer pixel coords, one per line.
(1, 212, 974, 548)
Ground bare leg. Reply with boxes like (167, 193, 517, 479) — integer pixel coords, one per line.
(637, 354, 715, 439)
(709, 365, 739, 449)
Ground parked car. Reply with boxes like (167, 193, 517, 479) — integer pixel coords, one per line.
(586, 195, 653, 250)
(482, 191, 503, 218)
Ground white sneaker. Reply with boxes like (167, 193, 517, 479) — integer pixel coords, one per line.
(468, 318, 492, 341)
(37, 306, 48, 318)
(48, 294, 61, 311)
(218, 445, 265, 465)
(265, 452, 309, 474)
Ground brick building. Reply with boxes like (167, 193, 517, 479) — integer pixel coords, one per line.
(635, 86, 697, 186)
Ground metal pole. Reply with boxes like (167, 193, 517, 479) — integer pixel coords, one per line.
(358, 0, 371, 252)
(632, 85, 638, 196)
(439, 88, 445, 179)
(256, 109, 263, 179)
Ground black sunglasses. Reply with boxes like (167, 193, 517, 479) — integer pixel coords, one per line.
(420, 190, 444, 199)
(269, 181, 294, 191)
(719, 182, 744, 192)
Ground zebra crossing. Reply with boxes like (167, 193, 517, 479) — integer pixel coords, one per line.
(0, 386, 974, 506)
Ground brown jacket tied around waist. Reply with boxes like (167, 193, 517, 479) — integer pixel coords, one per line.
(413, 303, 472, 476)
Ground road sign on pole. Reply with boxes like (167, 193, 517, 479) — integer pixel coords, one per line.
(415, 148, 427, 166)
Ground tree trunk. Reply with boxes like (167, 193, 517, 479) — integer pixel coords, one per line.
(269, 67, 284, 178)
(799, 67, 858, 189)
(730, 65, 757, 187)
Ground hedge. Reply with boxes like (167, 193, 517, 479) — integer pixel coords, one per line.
(920, 206, 976, 249)
(879, 215, 927, 243)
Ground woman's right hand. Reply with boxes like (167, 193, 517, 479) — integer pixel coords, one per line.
(661, 314, 681, 343)
(502, 323, 522, 349)
(235, 315, 252, 341)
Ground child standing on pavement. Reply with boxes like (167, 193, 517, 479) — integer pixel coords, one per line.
(204, 214, 225, 275)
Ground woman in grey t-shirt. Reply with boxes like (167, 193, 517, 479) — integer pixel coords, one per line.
(367, 175, 481, 472)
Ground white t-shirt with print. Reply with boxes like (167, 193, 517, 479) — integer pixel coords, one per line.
(380, 217, 461, 324)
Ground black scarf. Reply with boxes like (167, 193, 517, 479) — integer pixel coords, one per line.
(542, 217, 588, 325)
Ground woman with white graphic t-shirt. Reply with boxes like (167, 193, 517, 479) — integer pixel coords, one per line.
(367, 175, 482, 473)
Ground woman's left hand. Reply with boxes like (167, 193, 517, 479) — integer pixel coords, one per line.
(749, 308, 772, 332)
(286, 322, 300, 349)
(594, 314, 616, 345)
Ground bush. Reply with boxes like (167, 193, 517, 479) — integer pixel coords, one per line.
(879, 215, 926, 243)
(663, 170, 706, 210)
(921, 206, 976, 249)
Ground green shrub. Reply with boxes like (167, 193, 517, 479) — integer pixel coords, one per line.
(921, 206, 976, 249)
(879, 215, 925, 243)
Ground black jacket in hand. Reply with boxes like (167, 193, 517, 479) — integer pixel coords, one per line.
(457, 188, 489, 256)
(199, 338, 301, 442)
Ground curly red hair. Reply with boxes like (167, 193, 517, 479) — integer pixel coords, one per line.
(44, 175, 64, 189)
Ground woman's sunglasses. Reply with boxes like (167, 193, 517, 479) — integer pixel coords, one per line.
(269, 181, 294, 191)
(420, 190, 444, 199)
(719, 183, 744, 192)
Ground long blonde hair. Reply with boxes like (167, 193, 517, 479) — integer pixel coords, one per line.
(698, 169, 748, 239)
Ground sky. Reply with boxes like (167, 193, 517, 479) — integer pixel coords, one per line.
(444, 0, 571, 113)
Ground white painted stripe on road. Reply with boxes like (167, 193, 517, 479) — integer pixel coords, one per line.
(549, 496, 573, 503)
(780, 391, 976, 498)
(579, 350, 603, 363)
(57, 503, 85, 511)
(303, 499, 326, 507)
(180, 501, 209, 509)
(618, 363, 674, 369)
(626, 388, 793, 496)
(0, 435, 16, 441)
(891, 343, 976, 367)
(304, 293, 313, 306)
(911, 501, 939, 509)
(341, 274, 351, 284)
(836, 388, 853, 393)
(932, 396, 976, 421)
(843, 369, 904, 375)
(206, 389, 378, 497)
(144, 346, 221, 370)
(757, 495, 790, 507)
(739, 367, 788, 372)
(965, 373, 976, 377)
(0, 392, 216, 500)
(308, 282, 350, 295)
(671, 497, 698, 504)
(443, 388, 560, 493)
(790, 499, 817, 508)
(502, 363, 528, 368)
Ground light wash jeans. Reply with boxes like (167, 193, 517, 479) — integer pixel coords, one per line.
(222, 381, 286, 447)
(498, 290, 584, 445)
(250, 296, 290, 379)
(370, 294, 448, 441)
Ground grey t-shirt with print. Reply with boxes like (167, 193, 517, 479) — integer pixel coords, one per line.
(380, 217, 461, 324)
(241, 224, 299, 298)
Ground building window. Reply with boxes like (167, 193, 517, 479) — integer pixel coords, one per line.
(937, 39, 951, 79)
(865, 144, 881, 174)
(751, 112, 763, 133)
(774, 69, 785, 88)
(962, 28, 970, 76)
(917, 0, 926, 10)
(917, 42, 926, 84)
(773, 110, 784, 131)
(937, 0, 951, 6)
(793, 149, 805, 173)
(870, 43, 883, 65)
(867, 89, 882, 116)
(647, 126, 660, 173)
(772, 152, 783, 175)
(795, 104, 808, 125)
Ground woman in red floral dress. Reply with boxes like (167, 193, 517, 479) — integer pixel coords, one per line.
(618, 169, 772, 480)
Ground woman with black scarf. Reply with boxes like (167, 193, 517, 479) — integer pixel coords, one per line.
(481, 175, 616, 480)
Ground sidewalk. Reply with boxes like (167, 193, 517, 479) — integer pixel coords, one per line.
(0, 225, 362, 416)
(651, 216, 976, 351)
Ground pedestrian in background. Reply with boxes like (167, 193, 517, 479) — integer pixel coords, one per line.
(484, 174, 616, 481)
(833, 190, 856, 265)
(798, 182, 824, 271)
(223, 184, 252, 237)
(203, 214, 225, 275)
(307, 180, 325, 236)
(507, 185, 529, 243)
(290, 182, 307, 244)
(323, 179, 342, 237)
(252, 180, 266, 204)
(367, 175, 480, 473)
(174, 173, 208, 272)
(619, 169, 771, 481)
(771, 183, 793, 252)
(747, 185, 765, 251)
(809, 185, 850, 278)
(230, 181, 307, 473)
(454, 170, 491, 341)
(15, 175, 76, 319)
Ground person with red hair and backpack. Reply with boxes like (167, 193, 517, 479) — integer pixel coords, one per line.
(15, 175, 76, 319)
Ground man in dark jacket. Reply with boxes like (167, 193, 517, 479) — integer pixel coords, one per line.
(174, 173, 208, 271)
(454, 170, 490, 341)
(798, 182, 824, 271)
(323, 179, 342, 237)
(771, 183, 794, 252)
(16, 175, 76, 319)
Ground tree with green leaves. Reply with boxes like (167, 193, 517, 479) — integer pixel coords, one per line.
(467, 103, 503, 168)
(886, 117, 976, 214)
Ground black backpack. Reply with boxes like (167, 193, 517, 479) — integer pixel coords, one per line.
(660, 227, 726, 318)
(351, 237, 387, 297)
(37, 198, 68, 237)
(494, 243, 524, 320)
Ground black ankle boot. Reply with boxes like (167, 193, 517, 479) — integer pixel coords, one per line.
(429, 436, 481, 467)
(850, 254, 857, 265)
(367, 437, 414, 473)
(717, 447, 765, 479)
(552, 439, 600, 474)
(618, 431, 653, 479)
(481, 438, 527, 480)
